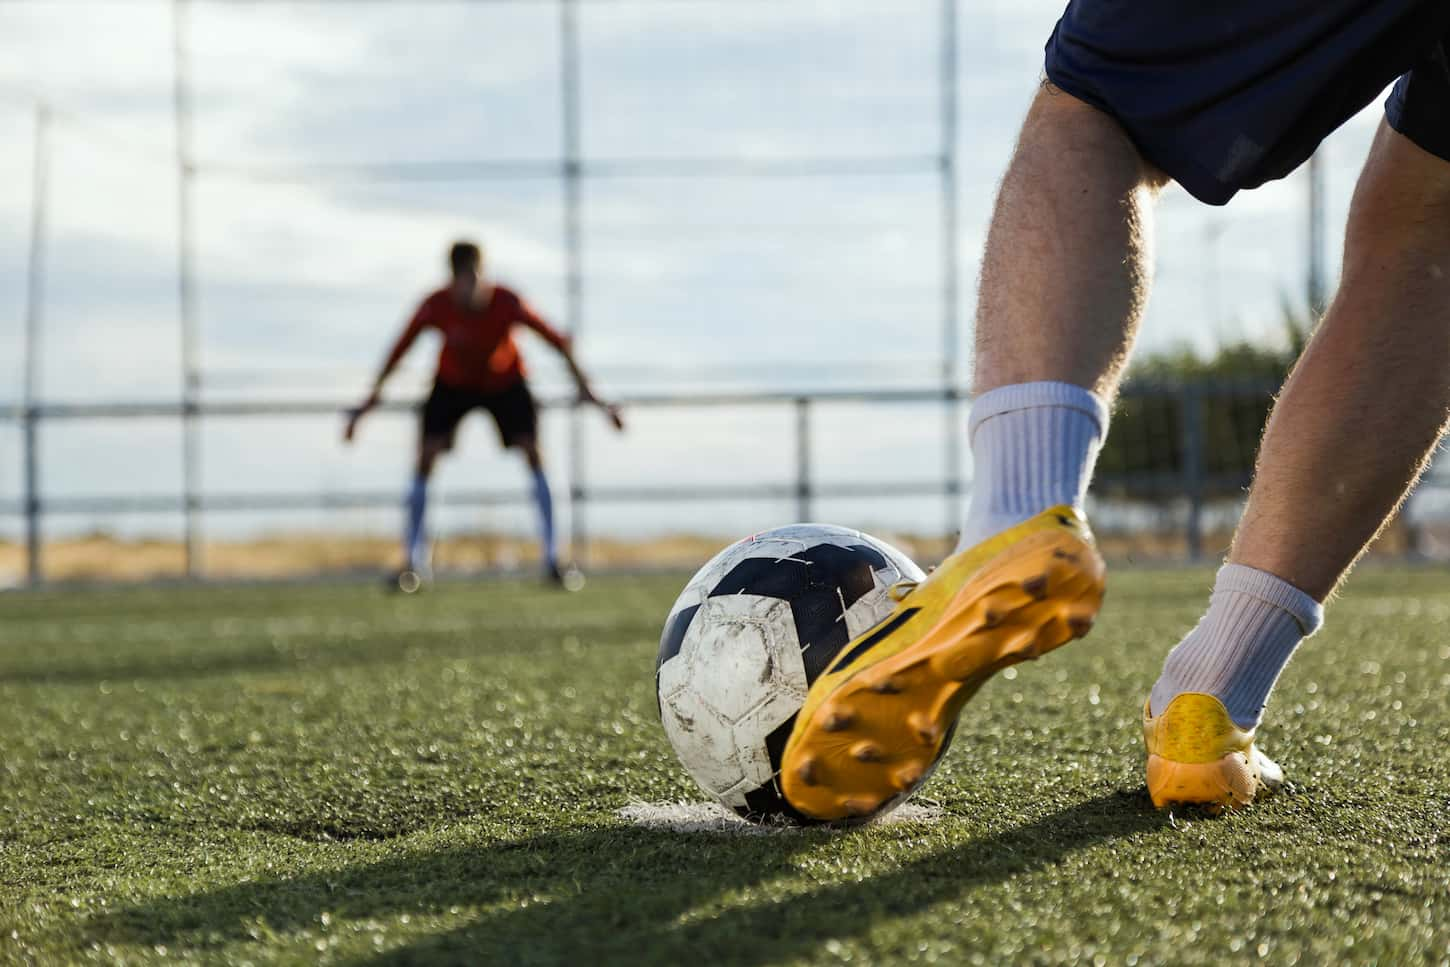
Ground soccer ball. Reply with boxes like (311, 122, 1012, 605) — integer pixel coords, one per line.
(655, 524, 926, 824)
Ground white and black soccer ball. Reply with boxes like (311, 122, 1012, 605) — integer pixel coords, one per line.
(655, 524, 926, 824)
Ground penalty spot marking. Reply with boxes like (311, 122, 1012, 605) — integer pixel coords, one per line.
(618, 799, 943, 834)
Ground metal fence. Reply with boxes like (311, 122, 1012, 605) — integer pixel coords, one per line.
(9, 380, 1446, 585)
(12, 1, 1439, 586)
(2, 387, 960, 584)
(8, 0, 970, 584)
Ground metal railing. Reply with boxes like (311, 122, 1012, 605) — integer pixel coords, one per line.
(8, 381, 1442, 585)
(0, 386, 964, 585)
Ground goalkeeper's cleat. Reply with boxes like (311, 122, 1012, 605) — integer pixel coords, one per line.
(388, 568, 425, 594)
(1143, 693, 1285, 812)
(780, 506, 1105, 821)
(546, 562, 586, 592)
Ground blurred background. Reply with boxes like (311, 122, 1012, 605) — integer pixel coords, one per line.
(2, 0, 1447, 585)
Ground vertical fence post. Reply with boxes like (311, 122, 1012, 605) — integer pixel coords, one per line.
(939, 0, 961, 545)
(23, 103, 50, 588)
(22, 416, 40, 587)
(1180, 385, 1205, 561)
(560, 0, 587, 567)
(795, 397, 812, 523)
(1307, 151, 1327, 317)
(173, 0, 202, 578)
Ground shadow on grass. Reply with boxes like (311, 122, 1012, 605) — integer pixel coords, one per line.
(94, 789, 1165, 964)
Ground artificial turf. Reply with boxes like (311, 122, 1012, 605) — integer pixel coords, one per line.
(1, 568, 1447, 964)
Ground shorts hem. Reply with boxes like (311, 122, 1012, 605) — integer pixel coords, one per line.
(1042, 60, 1242, 205)
(1385, 87, 1450, 164)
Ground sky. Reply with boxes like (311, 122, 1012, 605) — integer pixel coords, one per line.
(0, 0, 1407, 556)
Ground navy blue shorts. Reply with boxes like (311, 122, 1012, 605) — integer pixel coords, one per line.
(1045, 1, 1450, 204)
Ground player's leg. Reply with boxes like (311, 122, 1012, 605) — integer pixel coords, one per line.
(402, 435, 448, 581)
(1147, 120, 1450, 808)
(515, 434, 561, 580)
(963, 86, 1166, 547)
(779, 0, 1450, 821)
(402, 382, 467, 589)
(967, 0, 1449, 544)
(488, 380, 560, 581)
(1234, 123, 1450, 599)
(778, 33, 1183, 821)
(776, 87, 1143, 820)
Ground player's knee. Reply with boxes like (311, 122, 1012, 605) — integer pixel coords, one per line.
(1023, 84, 1165, 192)
(1347, 124, 1450, 262)
(417, 440, 446, 475)
(514, 437, 543, 470)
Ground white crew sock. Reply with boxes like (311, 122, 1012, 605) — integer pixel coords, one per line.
(959, 380, 1109, 549)
(1150, 563, 1324, 729)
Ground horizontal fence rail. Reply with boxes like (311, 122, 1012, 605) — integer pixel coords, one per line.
(6, 380, 1441, 586)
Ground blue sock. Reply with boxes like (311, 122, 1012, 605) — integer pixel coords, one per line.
(404, 475, 428, 571)
(531, 467, 558, 570)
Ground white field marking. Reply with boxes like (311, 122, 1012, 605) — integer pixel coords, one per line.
(617, 799, 943, 834)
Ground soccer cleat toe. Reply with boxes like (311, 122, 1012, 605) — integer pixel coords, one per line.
(779, 506, 1106, 821)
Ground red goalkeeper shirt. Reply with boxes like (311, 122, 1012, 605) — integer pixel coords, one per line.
(403, 285, 569, 394)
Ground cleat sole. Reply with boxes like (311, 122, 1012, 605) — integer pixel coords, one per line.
(907, 711, 940, 745)
(1147, 753, 1258, 810)
(780, 527, 1105, 821)
(890, 763, 925, 791)
(841, 797, 881, 818)
(851, 742, 884, 762)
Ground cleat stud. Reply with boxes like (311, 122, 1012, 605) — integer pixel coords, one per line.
(841, 797, 880, 818)
(851, 742, 885, 763)
(869, 677, 903, 695)
(891, 764, 925, 790)
(907, 713, 940, 745)
(982, 609, 1003, 629)
(1023, 576, 1049, 600)
(822, 709, 854, 732)
(1067, 616, 1094, 637)
(796, 759, 820, 786)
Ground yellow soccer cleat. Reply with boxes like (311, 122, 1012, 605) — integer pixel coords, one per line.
(1143, 693, 1285, 811)
(779, 506, 1106, 821)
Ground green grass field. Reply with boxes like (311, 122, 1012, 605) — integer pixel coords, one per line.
(2, 569, 1447, 965)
